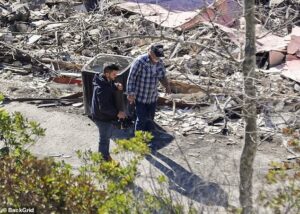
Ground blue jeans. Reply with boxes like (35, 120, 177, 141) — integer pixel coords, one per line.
(135, 101, 156, 132)
(94, 120, 113, 160)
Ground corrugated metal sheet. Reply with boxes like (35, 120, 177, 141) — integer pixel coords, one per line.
(287, 27, 300, 55)
(117, 0, 242, 30)
(256, 34, 288, 52)
(282, 58, 300, 84)
(124, 0, 214, 11)
(269, 51, 286, 67)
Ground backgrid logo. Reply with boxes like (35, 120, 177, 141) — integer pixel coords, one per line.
(0, 207, 36, 213)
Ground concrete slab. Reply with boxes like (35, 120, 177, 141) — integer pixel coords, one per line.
(2, 102, 289, 211)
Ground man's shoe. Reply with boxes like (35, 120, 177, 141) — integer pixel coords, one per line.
(105, 155, 120, 167)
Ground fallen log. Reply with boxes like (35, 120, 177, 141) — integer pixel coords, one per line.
(157, 96, 209, 108)
(169, 80, 207, 94)
(39, 58, 83, 71)
(3, 65, 31, 75)
(5, 97, 82, 103)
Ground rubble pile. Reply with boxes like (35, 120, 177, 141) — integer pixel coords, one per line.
(256, 0, 300, 35)
(0, 0, 299, 145)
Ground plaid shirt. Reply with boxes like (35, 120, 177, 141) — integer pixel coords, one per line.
(127, 54, 166, 104)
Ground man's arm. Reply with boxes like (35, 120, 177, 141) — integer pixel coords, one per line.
(126, 59, 141, 103)
(159, 77, 171, 94)
(158, 62, 171, 94)
(112, 83, 126, 118)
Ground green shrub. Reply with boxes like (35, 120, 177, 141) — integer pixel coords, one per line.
(259, 128, 300, 213)
(0, 94, 45, 158)
(0, 94, 187, 213)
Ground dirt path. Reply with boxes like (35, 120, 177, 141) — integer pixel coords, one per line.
(4, 102, 288, 212)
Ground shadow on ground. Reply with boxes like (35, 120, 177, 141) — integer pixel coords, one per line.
(111, 121, 174, 151)
(148, 122, 174, 150)
(146, 151, 229, 207)
(90, 118, 228, 206)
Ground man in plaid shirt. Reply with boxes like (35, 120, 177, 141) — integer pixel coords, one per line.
(127, 44, 171, 133)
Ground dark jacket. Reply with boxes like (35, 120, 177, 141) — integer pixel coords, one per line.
(91, 74, 119, 121)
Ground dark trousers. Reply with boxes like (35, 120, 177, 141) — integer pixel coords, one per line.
(94, 120, 113, 160)
(135, 101, 156, 132)
(93, 90, 125, 159)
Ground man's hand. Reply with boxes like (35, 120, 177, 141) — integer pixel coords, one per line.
(160, 77, 171, 94)
(115, 82, 123, 91)
(165, 85, 171, 94)
(127, 94, 135, 104)
(117, 111, 126, 119)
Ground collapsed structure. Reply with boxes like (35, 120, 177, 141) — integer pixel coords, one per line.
(0, 0, 299, 146)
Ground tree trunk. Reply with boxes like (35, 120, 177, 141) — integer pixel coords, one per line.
(239, 0, 257, 214)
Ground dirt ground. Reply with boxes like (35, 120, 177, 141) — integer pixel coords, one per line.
(3, 101, 289, 212)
